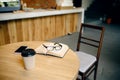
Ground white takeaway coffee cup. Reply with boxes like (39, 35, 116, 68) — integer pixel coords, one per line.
(21, 48, 36, 70)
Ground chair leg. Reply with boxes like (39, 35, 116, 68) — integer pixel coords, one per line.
(76, 78, 80, 80)
(82, 75, 86, 80)
(94, 64, 98, 80)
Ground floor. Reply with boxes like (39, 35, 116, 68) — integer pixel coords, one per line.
(48, 18, 120, 80)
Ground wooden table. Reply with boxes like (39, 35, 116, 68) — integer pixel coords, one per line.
(0, 41, 80, 80)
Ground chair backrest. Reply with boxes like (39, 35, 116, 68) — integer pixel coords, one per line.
(76, 23, 105, 60)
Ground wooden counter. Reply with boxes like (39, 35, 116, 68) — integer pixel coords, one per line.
(0, 8, 84, 46)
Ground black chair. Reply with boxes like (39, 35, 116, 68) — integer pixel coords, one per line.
(76, 23, 105, 80)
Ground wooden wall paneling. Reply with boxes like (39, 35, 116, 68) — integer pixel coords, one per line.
(16, 20, 23, 42)
(70, 14, 75, 33)
(28, 19, 35, 41)
(21, 19, 29, 41)
(0, 22, 10, 45)
(3, 22, 10, 45)
(45, 16, 52, 40)
(41, 17, 46, 40)
(41, 16, 56, 40)
(0, 22, 6, 45)
(65, 14, 72, 34)
(0, 13, 80, 46)
(70, 13, 78, 32)
(73, 13, 78, 32)
(34, 18, 42, 41)
(0, 29, 5, 45)
(50, 16, 56, 38)
(8, 21, 17, 43)
(55, 15, 61, 37)
(55, 15, 65, 37)
(61, 15, 67, 35)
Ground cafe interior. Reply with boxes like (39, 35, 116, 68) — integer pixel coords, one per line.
(0, 0, 120, 80)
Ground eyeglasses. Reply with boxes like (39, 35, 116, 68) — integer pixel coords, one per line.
(42, 43, 62, 51)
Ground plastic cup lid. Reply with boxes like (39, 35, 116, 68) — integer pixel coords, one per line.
(21, 48, 36, 57)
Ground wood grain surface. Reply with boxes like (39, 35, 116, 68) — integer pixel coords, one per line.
(0, 13, 80, 46)
(22, 0, 56, 9)
(0, 41, 80, 80)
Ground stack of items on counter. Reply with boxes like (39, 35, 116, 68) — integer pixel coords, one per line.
(56, 0, 73, 10)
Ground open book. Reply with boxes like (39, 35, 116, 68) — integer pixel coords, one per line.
(35, 42, 69, 58)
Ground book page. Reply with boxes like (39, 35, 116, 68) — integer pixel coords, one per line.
(35, 42, 69, 58)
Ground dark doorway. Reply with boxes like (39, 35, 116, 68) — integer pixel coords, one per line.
(73, 0, 82, 7)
